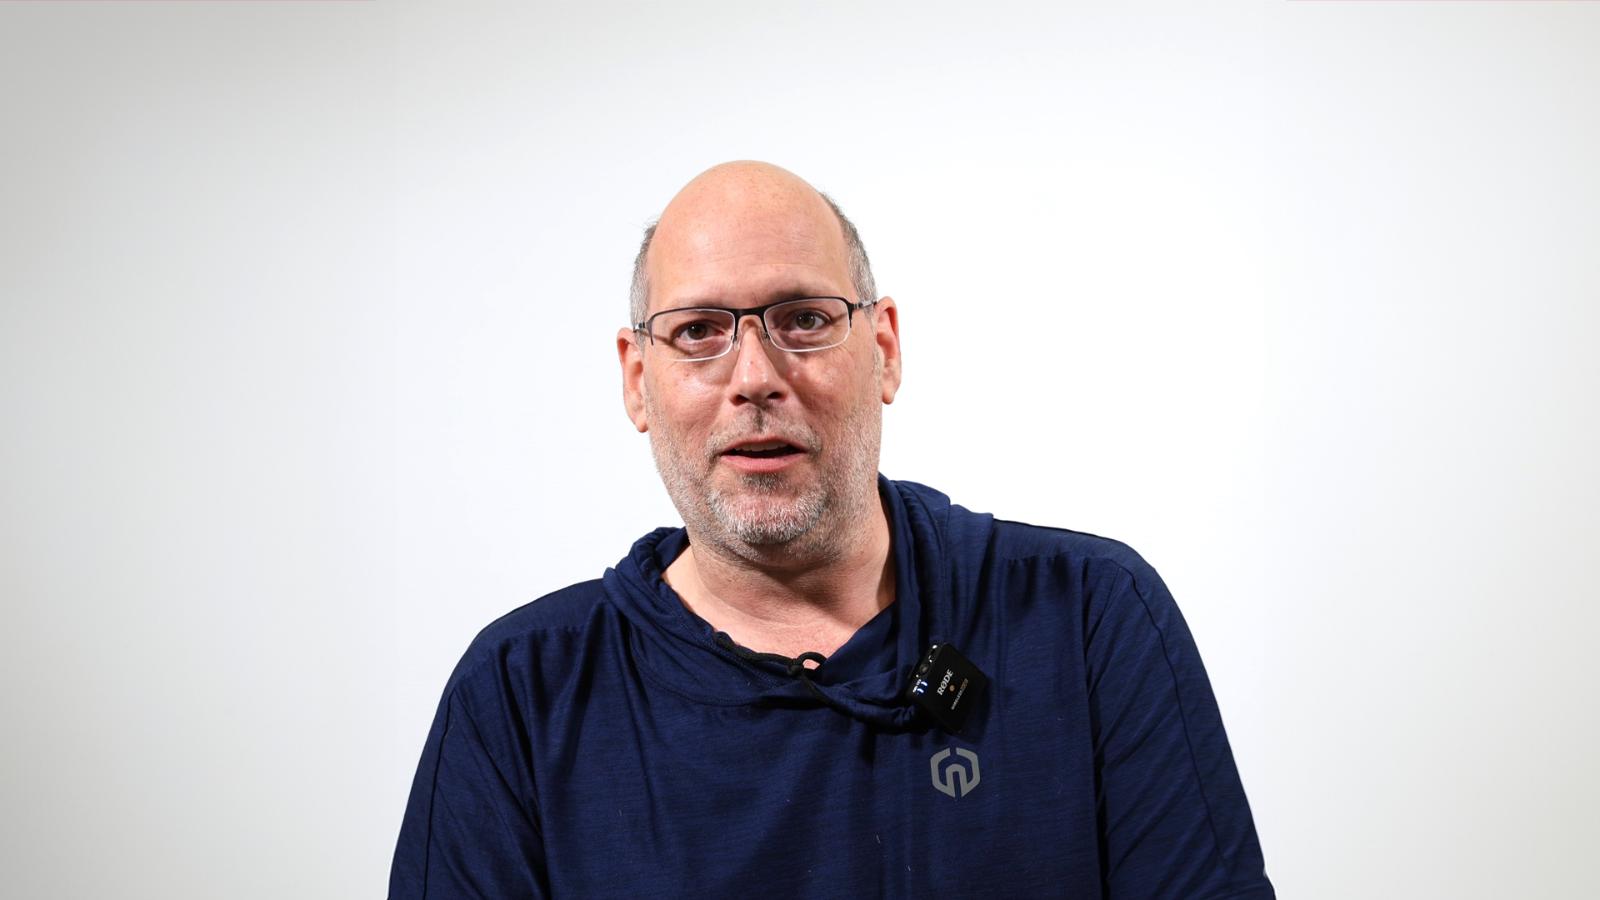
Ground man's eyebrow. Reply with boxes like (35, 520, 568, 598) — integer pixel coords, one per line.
(668, 287, 843, 309)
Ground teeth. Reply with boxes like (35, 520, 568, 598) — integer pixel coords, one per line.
(725, 440, 798, 458)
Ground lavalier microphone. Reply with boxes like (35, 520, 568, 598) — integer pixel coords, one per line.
(905, 643, 988, 733)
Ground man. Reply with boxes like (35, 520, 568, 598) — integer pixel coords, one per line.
(390, 162, 1274, 898)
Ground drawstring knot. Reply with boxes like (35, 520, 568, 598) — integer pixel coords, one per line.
(786, 651, 827, 678)
(714, 636, 843, 711)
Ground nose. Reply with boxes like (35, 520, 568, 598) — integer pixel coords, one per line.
(724, 315, 789, 407)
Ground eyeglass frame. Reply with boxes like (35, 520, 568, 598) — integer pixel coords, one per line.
(631, 296, 879, 362)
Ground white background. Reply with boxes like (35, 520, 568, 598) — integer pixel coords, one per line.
(2, 2, 1596, 897)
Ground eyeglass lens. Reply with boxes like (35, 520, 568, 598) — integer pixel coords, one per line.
(647, 298, 852, 360)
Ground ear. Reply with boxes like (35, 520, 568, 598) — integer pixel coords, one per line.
(617, 327, 649, 432)
(872, 297, 902, 404)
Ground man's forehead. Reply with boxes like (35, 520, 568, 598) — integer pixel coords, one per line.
(646, 162, 851, 302)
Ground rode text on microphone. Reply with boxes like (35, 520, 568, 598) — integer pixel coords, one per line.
(906, 643, 988, 733)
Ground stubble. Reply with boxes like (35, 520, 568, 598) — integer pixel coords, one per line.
(644, 374, 882, 561)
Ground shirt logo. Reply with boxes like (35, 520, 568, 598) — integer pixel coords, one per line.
(929, 747, 981, 798)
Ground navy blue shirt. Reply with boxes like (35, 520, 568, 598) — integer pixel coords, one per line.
(391, 477, 1273, 898)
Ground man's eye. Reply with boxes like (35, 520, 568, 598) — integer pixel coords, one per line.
(784, 309, 832, 331)
(672, 320, 721, 342)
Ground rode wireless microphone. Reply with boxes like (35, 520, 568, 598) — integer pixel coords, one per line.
(906, 643, 988, 733)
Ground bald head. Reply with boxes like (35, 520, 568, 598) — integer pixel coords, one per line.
(661, 161, 833, 238)
(629, 162, 877, 325)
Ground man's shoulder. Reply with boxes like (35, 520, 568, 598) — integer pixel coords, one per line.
(982, 515, 1174, 611)
(445, 578, 615, 691)
(476, 578, 611, 641)
(891, 477, 1169, 608)
(988, 517, 1150, 570)
(890, 476, 1163, 581)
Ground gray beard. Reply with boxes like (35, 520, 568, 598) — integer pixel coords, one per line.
(705, 468, 827, 546)
(646, 392, 882, 560)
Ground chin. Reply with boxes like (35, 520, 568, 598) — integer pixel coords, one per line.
(708, 487, 827, 547)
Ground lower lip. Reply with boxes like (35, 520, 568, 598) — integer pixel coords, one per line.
(719, 451, 805, 474)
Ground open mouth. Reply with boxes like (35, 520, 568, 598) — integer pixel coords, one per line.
(721, 440, 804, 460)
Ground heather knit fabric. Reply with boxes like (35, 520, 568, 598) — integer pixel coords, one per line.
(390, 477, 1274, 898)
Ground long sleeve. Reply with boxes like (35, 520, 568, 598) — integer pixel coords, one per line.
(390, 675, 547, 900)
(1083, 556, 1274, 899)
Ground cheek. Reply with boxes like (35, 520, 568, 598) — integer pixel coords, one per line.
(795, 360, 876, 425)
(646, 373, 720, 433)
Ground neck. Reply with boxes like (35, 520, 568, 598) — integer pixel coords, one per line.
(665, 494, 895, 660)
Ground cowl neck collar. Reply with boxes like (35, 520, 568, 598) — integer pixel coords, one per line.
(600, 476, 969, 730)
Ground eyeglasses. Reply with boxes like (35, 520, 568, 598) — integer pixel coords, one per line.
(633, 296, 877, 362)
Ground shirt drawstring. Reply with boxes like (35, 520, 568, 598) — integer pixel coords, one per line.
(712, 634, 849, 714)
